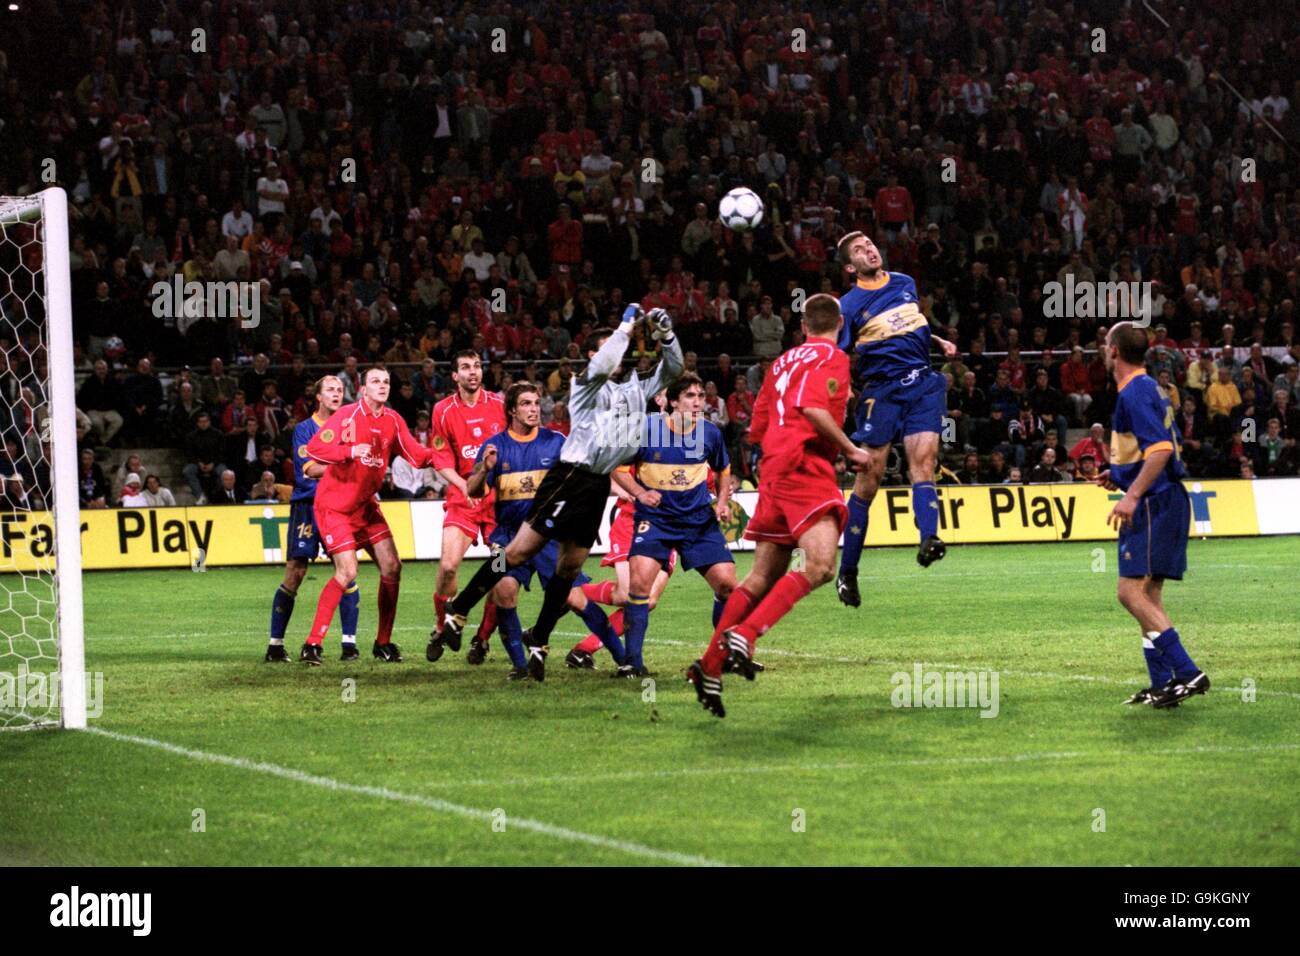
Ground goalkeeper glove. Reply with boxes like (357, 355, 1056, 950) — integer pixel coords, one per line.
(647, 308, 674, 343)
(621, 303, 645, 329)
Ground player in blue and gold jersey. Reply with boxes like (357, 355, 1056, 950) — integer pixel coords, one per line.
(467, 382, 623, 681)
(265, 375, 361, 662)
(1095, 322, 1208, 708)
(833, 231, 960, 608)
(616, 373, 738, 678)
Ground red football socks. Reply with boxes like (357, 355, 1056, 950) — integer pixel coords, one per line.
(377, 575, 399, 645)
(581, 580, 616, 605)
(476, 600, 498, 640)
(434, 593, 448, 630)
(731, 572, 812, 644)
(308, 578, 346, 645)
(701, 586, 759, 675)
(574, 634, 603, 654)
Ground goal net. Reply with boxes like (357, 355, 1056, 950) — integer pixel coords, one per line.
(0, 188, 86, 729)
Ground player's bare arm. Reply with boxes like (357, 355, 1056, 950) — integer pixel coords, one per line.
(714, 466, 733, 523)
(1107, 449, 1172, 530)
(802, 407, 871, 470)
(612, 465, 660, 508)
(465, 445, 497, 499)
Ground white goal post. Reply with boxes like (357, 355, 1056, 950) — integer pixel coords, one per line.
(0, 187, 86, 729)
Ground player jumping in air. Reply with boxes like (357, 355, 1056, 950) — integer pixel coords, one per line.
(299, 367, 439, 665)
(613, 373, 739, 678)
(833, 232, 959, 608)
(463, 382, 624, 680)
(429, 350, 506, 665)
(428, 304, 683, 682)
(265, 375, 362, 662)
(688, 294, 870, 717)
(1094, 322, 1209, 708)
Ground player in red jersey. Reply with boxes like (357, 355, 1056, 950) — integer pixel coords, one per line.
(687, 295, 870, 717)
(429, 350, 506, 664)
(298, 366, 437, 665)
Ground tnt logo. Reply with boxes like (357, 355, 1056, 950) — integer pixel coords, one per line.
(1187, 483, 1217, 534)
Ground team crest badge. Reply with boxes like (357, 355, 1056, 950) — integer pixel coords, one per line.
(637, 521, 650, 533)
(827, 378, 839, 396)
(433, 435, 446, 449)
(298, 444, 309, 458)
(473, 427, 482, 437)
(319, 429, 335, 443)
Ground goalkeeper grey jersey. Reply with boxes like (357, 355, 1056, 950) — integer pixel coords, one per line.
(559, 325, 684, 475)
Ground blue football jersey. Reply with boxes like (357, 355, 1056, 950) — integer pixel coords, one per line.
(633, 414, 728, 526)
(837, 271, 931, 382)
(1110, 371, 1186, 495)
(291, 413, 329, 502)
(476, 427, 567, 535)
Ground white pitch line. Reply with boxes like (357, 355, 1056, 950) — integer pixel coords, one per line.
(413, 742, 1300, 792)
(82, 726, 728, 867)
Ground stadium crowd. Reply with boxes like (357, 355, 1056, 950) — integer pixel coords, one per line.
(0, 0, 1297, 508)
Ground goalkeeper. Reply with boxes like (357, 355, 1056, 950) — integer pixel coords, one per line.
(428, 305, 683, 681)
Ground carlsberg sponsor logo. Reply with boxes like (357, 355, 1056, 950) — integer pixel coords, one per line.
(151, 275, 260, 328)
(1043, 275, 1153, 326)
(891, 663, 1000, 718)
(50, 886, 151, 936)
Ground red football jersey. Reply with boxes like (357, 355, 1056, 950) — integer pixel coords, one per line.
(750, 339, 850, 483)
(430, 389, 506, 506)
(307, 401, 436, 512)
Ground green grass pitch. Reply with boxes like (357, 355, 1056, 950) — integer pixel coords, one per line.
(2, 537, 1298, 866)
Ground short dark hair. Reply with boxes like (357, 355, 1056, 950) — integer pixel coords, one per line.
(803, 293, 841, 335)
(836, 230, 867, 261)
(362, 365, 389, 383)
(453, 349, 480, 369)
(506, 381, 541, 415)
(588, 328, 615, 353)
(666, 372, 704, 403)
(1109, 322, 1149, 364)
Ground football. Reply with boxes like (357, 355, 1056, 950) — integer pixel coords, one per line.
(718, 186, 764, 232)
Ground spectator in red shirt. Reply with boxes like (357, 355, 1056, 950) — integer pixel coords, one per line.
(545, 400, 570, 436)
(999, 347, 1028, 393)
(726, 374, 755, 433)
(874, 171, 914, 240)
(1059, 346, 1095, 424)
(1068, 423, 1110, 467)
(547, 203, 583, 268)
